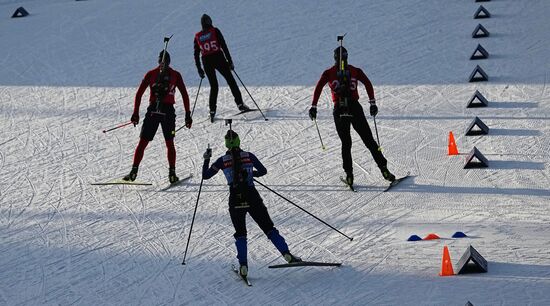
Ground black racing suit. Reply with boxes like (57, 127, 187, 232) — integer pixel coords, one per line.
(194, 27, 244, 112)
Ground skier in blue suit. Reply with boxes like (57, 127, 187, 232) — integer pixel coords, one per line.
(202, 130, 301, 278)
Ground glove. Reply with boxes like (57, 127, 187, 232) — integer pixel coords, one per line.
(308, 106, 317, 120)
(198, 68, 205, 79)
(131, 113, 139, 126)
(185, 111, 193, 129)
(227, 60, 234, 70)
(203, 147, 212, 160)
(369, 99, 378, 117)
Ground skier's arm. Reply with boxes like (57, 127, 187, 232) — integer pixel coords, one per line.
(194, 38, 202, 71)
(202, 157, 223, 179)
(249, 153, 267, 177)
(311, 70, 329, 107)
(216, 28, 232, 64)
(134, 71, 150, 113)
(175, 72, 190, 112)
(357, 68, 375, 100)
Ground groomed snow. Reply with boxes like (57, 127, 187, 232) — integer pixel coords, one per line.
(0, 0, 549, 305)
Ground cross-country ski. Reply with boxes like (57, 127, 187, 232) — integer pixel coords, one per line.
(269, 261, 342, 269)
(231, 264, 252, 286)
(159, 173, 193, 191)
(383, 172, 411, 192)
(90, 180, 152, 186)
(340, 176, 357, 192)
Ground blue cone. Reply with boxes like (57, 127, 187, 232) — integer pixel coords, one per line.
(407, 234, 422, 241)
(452, 231, 467, 238)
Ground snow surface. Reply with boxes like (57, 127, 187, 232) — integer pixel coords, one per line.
(1, 0, 549, 305)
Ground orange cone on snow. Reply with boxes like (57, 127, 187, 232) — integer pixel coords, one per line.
(448, 131, 459, 155)
(440, 245, 455, 276)
(424, 233, 440, 240)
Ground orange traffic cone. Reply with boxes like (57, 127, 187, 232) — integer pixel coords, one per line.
(440, 245, 455, 276)
(448, 131, 459, 155)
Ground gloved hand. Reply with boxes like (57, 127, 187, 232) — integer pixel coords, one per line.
(198, 68, 205, 79)
(203, 147, 212, 160)
(369, 99, 378, 117)
(185, 111, 193, 129)
(308, 106, 317, 120)
(131, 113, 139, 126)
(227, 60, 234, 70)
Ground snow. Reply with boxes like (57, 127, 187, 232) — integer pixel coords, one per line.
(0, 0, 549, 305)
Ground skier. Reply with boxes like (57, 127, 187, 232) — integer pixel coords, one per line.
(194, 14, 250, 122)
(202, 130, 301, 278)
(123, 50, 192, 183)
(309, 46, 395, 187)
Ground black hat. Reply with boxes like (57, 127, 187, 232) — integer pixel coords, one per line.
(333, 46, 348, 63)
(201, 14, 212, 29)
(158, 50, 171, 65)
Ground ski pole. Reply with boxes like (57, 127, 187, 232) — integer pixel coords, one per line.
(373, 116, 382, 151)
(182, 145, 209, 265)
(190, 78, 203, 118)
(176, 79, 202, 133)
(181, 175, 204, 265)
(102, 121, 133, 133)
(232, 69, 268, 121)
(253, 179, 353, 241)
(313, 118, 326, 151)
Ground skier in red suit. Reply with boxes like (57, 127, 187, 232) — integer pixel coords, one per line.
(123, 50, 192, 184)
(194, 14, 250, 121)
(310, 46, 395, 188)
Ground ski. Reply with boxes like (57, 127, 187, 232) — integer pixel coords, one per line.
(269, 261, 342, 269)
(91, 180, 152, 186)
(159, 173, 193, 191)
(214, 109, 260, 121)
(339, 176, 357, 192)
(231, 264, 252, 286)
(233, 108, 259, 116)
(383, 172, 411, 192)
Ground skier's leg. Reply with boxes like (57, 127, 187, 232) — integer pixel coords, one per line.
(132, 138, 150, 167)
(350, 103, 387, 168)
(124, 113, 158, 181)
(204, 61, 218, 113)
(230, 208, 248, 265)
(247, 190, 298, 262)
(247, 190, 275, 236)
(350, 103, 394, 181)
(160, 109, 176, 169)
(217, 62, 244, 107)
(333, 111, 353, 176)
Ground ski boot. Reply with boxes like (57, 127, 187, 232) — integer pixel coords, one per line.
(169, 168, 179, 184)
(238, 103, 250, 112)
(380, 166, 395, 182)
(345, 172, 354, 186)
(209, 111, 216, 123)
(283, 252, 302, 264)
(122, 166, 138, 182)
(239, 264, 248, 277)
